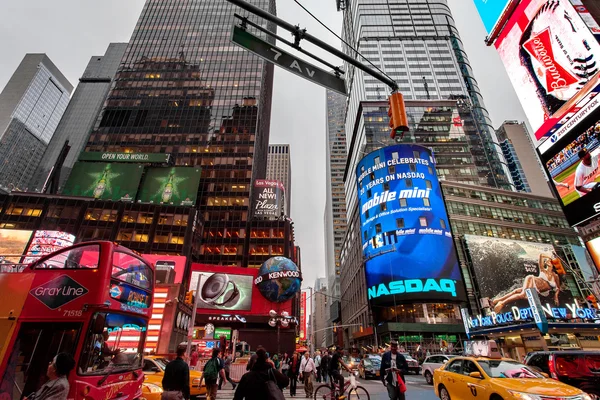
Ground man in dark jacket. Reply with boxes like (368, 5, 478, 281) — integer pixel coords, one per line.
(233, 347, 289, 400)
(162, 348, 190, 400)
(379, 341, 408, 400)
(320, 350, 330, 383)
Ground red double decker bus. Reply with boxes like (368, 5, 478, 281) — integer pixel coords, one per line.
(0, 241, 154, 399)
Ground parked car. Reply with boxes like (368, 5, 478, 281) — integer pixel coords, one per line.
(422, 354, 452, 385)
(358, 356, 381, 379)
(524, 350, 600, 399)
(142, 355, 206, 400)
(434, 355, 592, 400)
(402, 353, 421, 374)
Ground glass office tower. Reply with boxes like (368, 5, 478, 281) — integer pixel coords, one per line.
(80, 0, 276, 266)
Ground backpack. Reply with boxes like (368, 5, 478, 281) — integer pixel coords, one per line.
(266, 368, 285, 400)
(204, 358, 219, 381)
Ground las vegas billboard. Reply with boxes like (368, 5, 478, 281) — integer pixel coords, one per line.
(355, 144, 466, 306)
(494, 0, 600, 146)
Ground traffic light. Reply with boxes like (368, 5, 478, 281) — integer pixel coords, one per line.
(185, 291, 194, 305)
(552, 257, 567, 275)
(587, 295, 598, 309)
(388, 92, 409, 139)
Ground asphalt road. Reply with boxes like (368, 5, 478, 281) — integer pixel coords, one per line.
(215, 373, 439, 400)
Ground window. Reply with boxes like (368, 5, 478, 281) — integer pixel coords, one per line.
(463, 360, 481, 376)
(413, 150, 420, 159)
(406, 179, 413, 188)
(367, 190, 372, 198)
(426, 180, 432, 189)
(79, 312, 146, 375)
(399, 199, 407, 207)
(112, 252, 153, 290)
(383, 182, 390, 191)
(446, 360, 462, 374)
(392, 152, 399, 160)
(419, 217, 428, 227)
(396, 218, 405, 228)
(423, 198, 430, 206)
(440, 219, 446, 229)
(35, 244, 100, 270)
(374, 156, 380, 164)
(381, 202, 387, 211)
(409, 164, 416, 172)
(375, 224, 382, 233)
(364, 231, 368, 240)
(388, 166, 395, 174)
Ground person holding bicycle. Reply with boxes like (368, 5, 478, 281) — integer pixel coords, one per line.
(380, 340, 408, 400)
(328, 346, 352, 400)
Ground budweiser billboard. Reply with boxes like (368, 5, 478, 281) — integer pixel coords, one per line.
(252, 179, 285, 218)
(494, 0, 600, 146)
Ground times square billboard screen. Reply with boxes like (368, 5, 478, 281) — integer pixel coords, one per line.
(493, 0, 600, 146)
(356, 144, 466, 306)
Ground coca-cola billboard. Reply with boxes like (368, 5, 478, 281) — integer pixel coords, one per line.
(252, 179, 285, 218)
(494, 0, 600, 146)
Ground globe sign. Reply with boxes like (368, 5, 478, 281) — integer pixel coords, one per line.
(255, 256, 302, 303)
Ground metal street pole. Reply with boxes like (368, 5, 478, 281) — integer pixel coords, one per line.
(310, 286, 314, 354)
(225, 0, 398, 91)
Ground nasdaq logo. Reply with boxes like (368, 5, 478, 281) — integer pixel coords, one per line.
(368, 278, 457, 299)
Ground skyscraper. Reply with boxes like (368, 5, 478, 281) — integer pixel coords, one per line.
(0, 54, 72, 191)
(78, 0, 276, 267)
(266, 144, 291, 216)
(324, 89, 347, 346)
(30, 43, 127, 193)
(336, 0, 513, 347)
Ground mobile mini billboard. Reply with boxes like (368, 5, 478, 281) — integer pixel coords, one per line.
(465, 235, 575, 314)
(494, 0, 600, 146)
(355, 144, 466, 306)
(62, 162, 144, 201)
(137, 167, 201, 206)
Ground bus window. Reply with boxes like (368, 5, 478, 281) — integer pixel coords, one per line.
(79, 312, 146, 375)
(34, 244, 100, 269)
(111, 252, 153, 290)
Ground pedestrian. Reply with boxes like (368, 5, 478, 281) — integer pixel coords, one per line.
(246, 352, 258, 371)
(162, 348, 190, 400)
(219, 350, 237, 390)
(320, 351, 330, 384)
(380, 340, 408, 400)
(287, 352, 301, 397)
(190, 347, 199, 371)
(272, 354, 280, 371)
(25, 353, 75, 400)
(202, 348, 226, 400)
(233, 347, 289, 400)
(299, 352, 316, 398)
(314, 351, 322, 383)
(281, 353, 289, 375)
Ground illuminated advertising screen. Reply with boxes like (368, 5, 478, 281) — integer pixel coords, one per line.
(22, 230, 76, 264)
(585, 236, 600, 273)
(252, 180, 284, 218)
(536, 87, 600, 225)
(141, 254, 186, 284)
(137, 167, 201, 206)
(473, 0, 513, 34)
(494, 0, 600, 145)
(465, 235, 575, 314)
(190, 271, 253, 311)
(300, 291, 307, 340)
(0, 229, 32, 264)
(355, 144, 466, 305)
(62, 162, 144, 201)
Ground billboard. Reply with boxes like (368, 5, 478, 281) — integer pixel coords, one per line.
(585, 236, 600, 273)
(0, 229, 32, 264)
(494, 0, 600, 145)
(465, 235, 575, 314)
(536, 88, 600, 225)
(355, 144, 466, 306)
(78, 151, 171, 163)
(473, 0, 513, 34)
(62, 162, 144, 201)
(252, 180, 284, 218)
(300, 291, 307, 340)
(22, 231, 76, 264)
(190, 264, 293, 316)
(141, 254, 186, 284)
(137, 167, 201, 206)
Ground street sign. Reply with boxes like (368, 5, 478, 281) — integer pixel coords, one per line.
(231, 25, 347, 96)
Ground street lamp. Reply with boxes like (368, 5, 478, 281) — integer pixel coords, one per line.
(268, 309, 294, 355)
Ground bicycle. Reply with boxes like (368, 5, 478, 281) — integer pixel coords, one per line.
(314, 371, 370, 400)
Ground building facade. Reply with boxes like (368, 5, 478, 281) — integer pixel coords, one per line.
(0, 54, 72, 192)
(312, 284, 329, 350)
(29, 43, 128, 193)
(496, 121, 552, 197)
(266, 144, 291, 216)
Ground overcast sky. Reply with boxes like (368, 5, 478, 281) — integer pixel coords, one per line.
(0, 0, 529, 290)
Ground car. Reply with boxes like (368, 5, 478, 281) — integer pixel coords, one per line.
(422, 354, 452, 385)
(142, 356, 206, 399)
(343, 356, 362, 372)
(358, 356, 381, 379)
(524, 350, 600, 399)
(433, 355, 593, 400)
(402, 353, 420, 374)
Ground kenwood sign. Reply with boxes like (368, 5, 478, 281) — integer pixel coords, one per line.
(254, 270, 302, 284)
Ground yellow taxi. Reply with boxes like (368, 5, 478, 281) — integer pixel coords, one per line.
(141, 355, 206, 400)
(433, 355, 593, 400)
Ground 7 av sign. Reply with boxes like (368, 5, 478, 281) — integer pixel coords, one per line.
(231, 26, 347, 95)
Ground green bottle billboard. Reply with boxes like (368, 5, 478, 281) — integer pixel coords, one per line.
(62, 162, 144, 201)
(137, 167, 201, 206)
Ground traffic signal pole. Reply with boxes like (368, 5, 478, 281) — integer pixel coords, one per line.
(225, 0, 398, 92)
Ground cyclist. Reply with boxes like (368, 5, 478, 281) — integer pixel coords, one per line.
(380, 340, 408, 400)
(328, 346, 352, 400)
